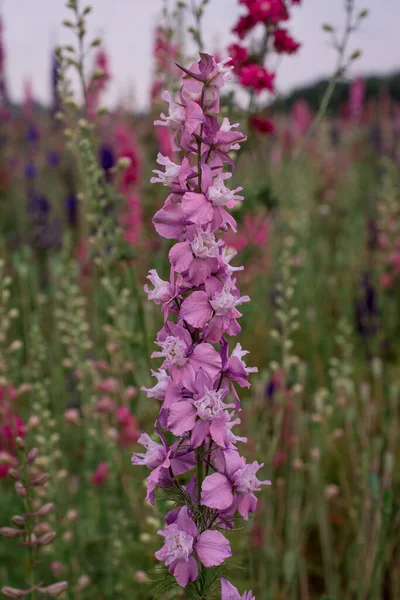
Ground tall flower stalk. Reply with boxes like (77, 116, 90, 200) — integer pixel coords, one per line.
(132, 53, 269, 599)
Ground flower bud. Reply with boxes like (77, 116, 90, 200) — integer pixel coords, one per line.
(51, 562, 67, 577)
(76, 575, 91, 590)
(38, 582, 69, 598)
(65, 509, 78, 523)
(11, 516, 26, 526)
(117, 157, 131, 170)
(36, 503, 55, 517)
(0, 527, 24, 538)
(34, 523, 52, 534)
(37, 531, 57, 546)
(62, 531, 73, 542)
(1, 587, 29, 598)
(324, 484, 340, 500)
(134, 571, 149, 583)
(15, 437, 25, 450)
(15, 482, 27, 497)
(26, 448, 39, 464)
(29, 473, 50, 487)
(8, 469, 21, 481)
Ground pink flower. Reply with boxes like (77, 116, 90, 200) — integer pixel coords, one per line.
(64, 408, 81, 424)
(131, 434, 167, 469)
(239, 64, 275, 93)
(168, 226, 223, 286)
(144, 269, 176, 317)
(141, 369, 171, 401)
(152, 321, 222, 388)
(155, 506, 231, 587)
(201, 455, 270, 519)
(133, 53, 267, 595)
(166, 370, 236, 447)
(221, 577, 255, 600)
(96, 397, 116, 413)
(97, 378, 119, 394)
(150, 154, 191, 188)
(179, 280, 250, 343)
(122, 195, 142, 247)
(380, 272, 393, 289)
(91, 462, 110, 486)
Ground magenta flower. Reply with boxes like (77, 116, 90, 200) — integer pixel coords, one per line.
(91, 462, 110, 486)
(239, 64, 275, 94)
(155, 506, 231, 587)
(273, 28, 301, 54)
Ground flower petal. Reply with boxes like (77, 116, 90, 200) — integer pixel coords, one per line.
(201, 472, 233, 509)
(195, 529, 232, 567)
(180, 291, 211, 328)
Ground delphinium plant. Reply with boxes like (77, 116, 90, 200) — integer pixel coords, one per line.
(132, 52, 269, 599)
(1, 439, 68, 599)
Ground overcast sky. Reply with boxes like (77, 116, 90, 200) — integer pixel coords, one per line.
(2, 0, 399, 110)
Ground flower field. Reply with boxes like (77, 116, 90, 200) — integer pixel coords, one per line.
(0, 1, 399, 599)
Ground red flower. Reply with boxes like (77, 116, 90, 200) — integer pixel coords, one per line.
(248, 0, 288, 24)
(239, 64, 275, 93)
(249, 114, 275, 134)
(273, 28, 301, 54)
(232, 14, 256, 39)
(227, 44, 249, 73)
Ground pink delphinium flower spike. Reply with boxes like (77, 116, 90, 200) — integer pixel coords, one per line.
(132, 52, 268, 596)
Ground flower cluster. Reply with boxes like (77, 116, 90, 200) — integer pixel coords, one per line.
(229, 0, 301, 134)
(132, 53, 270, 596)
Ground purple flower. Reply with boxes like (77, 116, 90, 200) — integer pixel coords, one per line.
(26, 123, 39, 143)
(65, 193, 78, 227)
(99, 144, 115, 180)
(155, 506, 231, 587)
(24, 161, 37, 180)
(47, 151, 60, 167)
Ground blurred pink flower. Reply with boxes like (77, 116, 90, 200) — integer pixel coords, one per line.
(91, 462, 110, 486)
